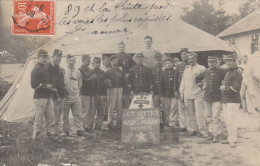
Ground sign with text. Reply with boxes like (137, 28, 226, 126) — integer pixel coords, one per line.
(121, 108, 160, 144)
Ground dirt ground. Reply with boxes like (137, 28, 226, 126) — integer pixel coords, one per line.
(0, 110, 260, 166)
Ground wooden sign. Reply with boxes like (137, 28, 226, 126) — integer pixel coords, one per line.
(121, 108, 160, 144)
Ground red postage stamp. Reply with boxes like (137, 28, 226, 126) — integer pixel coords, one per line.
(12, 0, 55, 35)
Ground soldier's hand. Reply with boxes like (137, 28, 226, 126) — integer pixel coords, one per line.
(45, 84, 54, 89)
(220, 85, 226, 91)
(180, 95, 184, 102)
(174, 91, 180, 99)
(51, 88, 57, 92)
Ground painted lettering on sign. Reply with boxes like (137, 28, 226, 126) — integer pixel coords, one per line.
(121, 109, 160, 144)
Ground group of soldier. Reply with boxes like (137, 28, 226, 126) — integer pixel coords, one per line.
(31, 35, 245, 148)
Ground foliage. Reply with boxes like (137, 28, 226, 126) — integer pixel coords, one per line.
(0, 27, 51, 63)
(180, 0, 231, 35)
(238, 0, 260, 18)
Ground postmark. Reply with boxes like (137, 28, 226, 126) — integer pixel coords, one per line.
(12, 0, 55, 35)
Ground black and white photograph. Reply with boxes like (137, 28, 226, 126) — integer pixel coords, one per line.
(0, 0, 260, 165)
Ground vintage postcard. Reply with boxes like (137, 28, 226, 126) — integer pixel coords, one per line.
(0, 0, 260, 166)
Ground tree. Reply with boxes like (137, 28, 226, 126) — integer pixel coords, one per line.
(238, 0, 260, 18)
(180, 0, 231, 35)
(0, 27, 51, 63)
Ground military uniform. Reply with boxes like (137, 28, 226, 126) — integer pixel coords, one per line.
(221, 55, 242, 145)
(195, 56, 227, 138)
(117, 52, 135, 109)
(79, 57, 97, 131)
(105, 57, 127, 128)
(127, 64, 152, 94)
(152, 63, 163, 108)
(92, 60, 107, 130)
(31, 50, 55, 139)
(159, 67, 178, 126)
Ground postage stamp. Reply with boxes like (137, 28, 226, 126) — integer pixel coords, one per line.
(12, 0, 55, 35)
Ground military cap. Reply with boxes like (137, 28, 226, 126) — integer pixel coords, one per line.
(102, 55, 110, 60)
(154, 53, 162, 61)
(164, 56, 173, 63)
(110, 55, 118, 61)
(188, 52, 198, 58)
(53, 49, 63, 57)
(207, 55, 217, 61)
(37, 49, 48, 57)
(118, 41, 125, 46)
(135, 53, 144, 58)
(82, 54, 90, 61)
(226, 54, 236, 60)
(67, 54, 74, 60)
(93, 57, 101, 62)
(180, 48, 189, 53)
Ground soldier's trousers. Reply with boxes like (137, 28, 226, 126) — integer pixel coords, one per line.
(178, 99, 187, 129)
(153, 95, 160, 108)
(53, 97, 66, 134)
(240, 83, 247, 111)
(185, 98, 208, 135)
(63, 98, 84, 132)
(33, 98, 55, 139)
(94, 95, 106, 130)
(204, 101, 222, 137)
(162, 98, 178, 126)
(81, 95, 95, 130)
(107, 88, 123, 128)
(223, 103, 240, 143)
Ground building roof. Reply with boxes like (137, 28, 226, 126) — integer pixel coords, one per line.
(218, 10, 260, 38)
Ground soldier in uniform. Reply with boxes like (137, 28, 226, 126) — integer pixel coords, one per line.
(100, 55, 111, 121)
(127, 53, 152, 96)
(31, 49, 56, 140)
(179, 53, 208, 137)
(174, 48, 189, 132)
(117, 41, 136, 108)
(46, 49, 67, 135)
(195, 55, 226, 142)
(159, 57, 178, 127)
(92, 57, 107, 130)
(79, 55, 97, 132)
(151, 53, 163, 108)
(220, 55, 242, 148)
(105, 55, 127, 129)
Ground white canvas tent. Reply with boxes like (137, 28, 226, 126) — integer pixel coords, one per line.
(0, 17, 233, 122)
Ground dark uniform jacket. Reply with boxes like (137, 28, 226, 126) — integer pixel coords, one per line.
(151, 64, 162, 95)
(174, 61, 189, 91)
(92, 68, 107, 96)
(46, 62, 67, 99)
(127, 64, 152, 94)
(222, 67, 242, 103)
(159, 68, 176, 98)
(195, 67, 226, 103)
(78, 65, 97, 96)
(117, 52, 136, 74)
(31, 62, 52, 99)
(105, 67, 126, 89)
